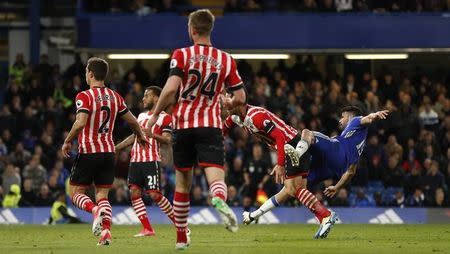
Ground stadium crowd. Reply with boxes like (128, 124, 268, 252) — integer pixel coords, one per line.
(0, 52, 449, 209)
(83, 0, 450, 14)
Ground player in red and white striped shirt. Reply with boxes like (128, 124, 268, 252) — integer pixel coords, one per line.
(62, 57, 146, 246)
(223, 103, 332, 237)
(115, 86, 177, 237)
(146, 9, 246, 249)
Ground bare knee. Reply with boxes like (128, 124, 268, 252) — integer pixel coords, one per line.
(69, 185, 86, 198)
(95, 187, 110, 201)
(301, 129, 314, 145)
(129, 187, 142, 200)
(149, 191, 162, 201)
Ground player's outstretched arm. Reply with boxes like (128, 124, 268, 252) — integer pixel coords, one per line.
(115, 134, 136, 151)
(121, 111, 146, 145)
(360, 110, 389, 125)
(324, 164, 357, 198)
(62, 112, 88, 158)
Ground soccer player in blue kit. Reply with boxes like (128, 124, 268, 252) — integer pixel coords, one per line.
(285, 106, 389, 198)
(247, 106, 388, 238)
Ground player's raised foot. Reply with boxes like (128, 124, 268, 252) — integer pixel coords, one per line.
(175, 230, 191, 250)
(92, 206, 106, 236)
(97, 229, 112, 246)
(242, 211, 255, 225)
(314, 211, 338, 239)
(284, 144, 300, 167)
(134, 228, 155, 237)
(211, 197, 238, 233)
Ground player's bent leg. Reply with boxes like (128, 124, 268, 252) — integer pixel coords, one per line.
(130, 186, 155, 237)
(149, 191, 175, 224)
(174, 169, 193, 250)
(205, 167, 238, 233)
(244, 187, 290, 225)
(69, 184, 96, 213)
(94, 188, 112, 244)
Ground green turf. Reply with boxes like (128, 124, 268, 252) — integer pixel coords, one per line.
(0, 224, 449, 254)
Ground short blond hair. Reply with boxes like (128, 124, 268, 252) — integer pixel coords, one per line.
(188, 9, 215, 36)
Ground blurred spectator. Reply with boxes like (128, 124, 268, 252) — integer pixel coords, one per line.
(329, 188, 349, 207)
(423, 160, 446, 197)
(389, 190, 405, 208)
(19, 178, 36, 206)
(191, 186, 207, 206)
(124, 60, 151, 89)
(8, 143, 32, 170)
(9, 53, 27, 85)
(384, 135, 403, 159)
(2, 164, 21, 194)
(135, 0, 152, 16)
(22, 155, 47, 191)
(227, 185, 241, 207)
(407, 188, 426, 207)
(419, 96, 439, 131)
(2, 184, 21, 208)
(364, 135, 386, 181)
(353, 188, 374, 207)
(34, 183, 52, 206)
(335, 0, 352, 12)
(382, 156, 404, 188)
(243, 143, 273, 203)
(404, 167, 426, 196)
(430, 188, 448, 207)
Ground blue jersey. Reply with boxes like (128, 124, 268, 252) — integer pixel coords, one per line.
(336, 116, 368, 169)
(307, 116, 368, 187)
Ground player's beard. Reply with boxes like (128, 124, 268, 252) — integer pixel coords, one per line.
(146, 101, 155, 111)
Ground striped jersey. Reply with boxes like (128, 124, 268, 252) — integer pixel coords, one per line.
(224, 105, 298, 150)
(130, 111, 172, 163)
(75, 87, 128, 154)
(169, 44, 243, 130)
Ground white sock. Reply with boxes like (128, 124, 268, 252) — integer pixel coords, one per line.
(250, 196, 280, 219)
(295, 139, 309, 157)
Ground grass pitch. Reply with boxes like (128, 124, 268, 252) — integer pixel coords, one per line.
(0, 224, 449, 254)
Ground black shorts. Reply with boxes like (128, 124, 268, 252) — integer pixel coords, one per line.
(128, 161, 161, 192)
(285, 135, 310, 179)
(173, 127, 224, 171)
(70, 152, 115, 188)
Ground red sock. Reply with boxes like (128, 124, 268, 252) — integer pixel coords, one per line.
(173, 192, 190, 243)
(132, 197, 152, 230)
(295, 188, 331, 223)
(97, 198, 112, 230)
(72, 193, 95, 213)
(153, 192, 176, 224)
(210, 181, 227, 201)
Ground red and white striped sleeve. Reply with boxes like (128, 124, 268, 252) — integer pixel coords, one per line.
(160, 113, 173, 133)
(75, 92, 91, 114)
(252, 112, 286, 166)
(225, 56, 243, 92)
(115, 92, 129, 116)
(169, 48, 185, 78)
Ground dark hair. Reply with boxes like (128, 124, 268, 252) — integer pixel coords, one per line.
(188, 9, 215, 36)
(145, 86, 162, 97)
(87, 57, 109, 81)
(340, 105, 362, 116)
